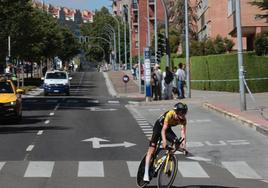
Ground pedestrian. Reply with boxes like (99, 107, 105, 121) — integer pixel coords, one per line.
(176, 63, 186, 99)
(154, 64, 162, 100)
(42, 65, 47, 77)
(163, 66, 173, 100)
(172, 66, 178, 98)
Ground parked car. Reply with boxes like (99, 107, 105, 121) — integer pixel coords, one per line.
(42, 70, 72, 96)
(0, 77, 24, 122)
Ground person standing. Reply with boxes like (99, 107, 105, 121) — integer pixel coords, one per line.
(163, 66, 173, 100)
(176, 63, 186, 99)
(154, 65, 162, 100)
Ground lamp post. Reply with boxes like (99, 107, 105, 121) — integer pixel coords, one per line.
(109, 16, 121, 69)
(104, 25, 117, 70)
(185, 0, 191, 98)
(236, 0, 246, 111)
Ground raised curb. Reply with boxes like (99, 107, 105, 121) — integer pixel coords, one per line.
(203, 102, 268, 137)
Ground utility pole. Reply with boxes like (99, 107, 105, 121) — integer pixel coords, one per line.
(236, 0, 246, 111)
(154, 0, 158, 65)
(123, 5, 127, 69)
(137, 1, 142, 93)
(185, 0, 191, 98)
(128, 0, 133, 70)
(147, 0, 151, 47)
(160, 0, 170, 67)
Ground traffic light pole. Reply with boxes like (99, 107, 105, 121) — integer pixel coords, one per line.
(154, 0, 158, 65)
(160, 0, 170, 67)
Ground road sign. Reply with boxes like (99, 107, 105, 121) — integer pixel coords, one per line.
(144, 48, 151, 98)
(122, 75, 130, 83)
(82, 137, 136, 149)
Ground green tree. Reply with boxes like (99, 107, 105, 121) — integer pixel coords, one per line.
(254, 33, 268, 56)
(250, 0, 268, 22)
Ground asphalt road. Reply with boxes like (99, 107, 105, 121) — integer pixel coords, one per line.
(0, 69, 267, 188)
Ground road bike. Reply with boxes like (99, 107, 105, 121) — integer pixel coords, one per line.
(136, 137, 184, 188)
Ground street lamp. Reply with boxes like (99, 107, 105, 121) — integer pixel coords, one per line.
(184, 0, 191, 98)
(103, 25, 117, 70)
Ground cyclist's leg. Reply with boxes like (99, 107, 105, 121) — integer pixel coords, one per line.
(144, 120, 161, 181)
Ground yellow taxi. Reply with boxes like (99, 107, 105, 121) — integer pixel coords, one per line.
(0, 76, 24, 122)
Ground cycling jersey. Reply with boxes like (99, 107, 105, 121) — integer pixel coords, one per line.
(149, 110, 187, 147)
(159, 110, 187, 128)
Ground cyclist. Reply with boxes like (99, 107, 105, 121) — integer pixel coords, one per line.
(143, 102, 188, 182)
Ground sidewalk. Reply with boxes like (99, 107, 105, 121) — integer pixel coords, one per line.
(106, 70, 268, 137)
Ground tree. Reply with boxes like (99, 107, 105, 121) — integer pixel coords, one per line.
(250, 0, 268, 22)
(81, 7, 125, 63)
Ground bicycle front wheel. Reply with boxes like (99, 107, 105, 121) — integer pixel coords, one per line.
(136, 154, 148, 188)
(157, 155, 178, 188)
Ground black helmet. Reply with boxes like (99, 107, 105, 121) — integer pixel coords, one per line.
(173, 102, 188, 114)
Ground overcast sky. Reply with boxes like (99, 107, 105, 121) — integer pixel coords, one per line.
(44, 0, 111, 11)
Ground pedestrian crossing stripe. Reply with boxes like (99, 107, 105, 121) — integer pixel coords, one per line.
(0, 161, 262, 179)
(222, 161, 261, 179)
(24, 161, 54, 177)
(78, 161, 104, 177)
(178, 162, 209, 178)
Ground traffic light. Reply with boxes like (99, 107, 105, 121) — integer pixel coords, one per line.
(156, 33, 166, 63)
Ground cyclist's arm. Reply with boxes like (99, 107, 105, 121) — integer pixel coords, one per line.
(161, 123, 169, 148)
(180, 119, 187, 149)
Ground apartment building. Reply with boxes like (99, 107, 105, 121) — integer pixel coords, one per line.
(32, 0, 94, 24)
(195, 0, 268, 50)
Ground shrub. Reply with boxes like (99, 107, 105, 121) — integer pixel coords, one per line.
(254, 34, 268, 56)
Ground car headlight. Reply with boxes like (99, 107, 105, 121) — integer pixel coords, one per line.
(3, 101, 16, 106)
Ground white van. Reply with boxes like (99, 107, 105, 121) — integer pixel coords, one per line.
(42, 71, 72, 96)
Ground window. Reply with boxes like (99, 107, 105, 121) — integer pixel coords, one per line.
(228, 0, 236, 16)
(0, 82, 13, 93)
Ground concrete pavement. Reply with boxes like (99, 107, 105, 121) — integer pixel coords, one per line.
(105, 70, 268, 137)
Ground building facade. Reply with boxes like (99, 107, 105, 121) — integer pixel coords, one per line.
(195, 0, 268, 50)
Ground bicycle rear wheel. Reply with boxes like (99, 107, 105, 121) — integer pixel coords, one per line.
(157, 155, 178, 188)
(136, 154, 148, 188)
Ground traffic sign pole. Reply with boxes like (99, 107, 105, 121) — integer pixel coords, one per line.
(144, 47, 151, 102)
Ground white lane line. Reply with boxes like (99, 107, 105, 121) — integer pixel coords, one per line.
(222, 161, 261, 179)
(44, 120, 50, 124)
(127, 161, 139, 177)
(0, 162, 6, 171)
(141, 128, 153, 131)
(26, 145, 35, 152)
(78, 161, 104, 177)
(24, 161, 55, 177)
(49, 112, 54, 116)
(178, 162, 209, 178)
(108, 100, 120, 104)
(54, 103, 60, 111)
(140, 126, 152, 128)
(186, 156, 211, 162)
(37, 131, 43, 135)
(139, 123, 150, 126)
(144, 131, 153, 134)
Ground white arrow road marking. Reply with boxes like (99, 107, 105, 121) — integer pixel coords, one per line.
(82, 137, 136, 148)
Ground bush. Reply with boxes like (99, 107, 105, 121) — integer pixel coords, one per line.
(254, 34, 268, 56)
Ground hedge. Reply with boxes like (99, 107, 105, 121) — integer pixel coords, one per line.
(162, 53, 268, 93)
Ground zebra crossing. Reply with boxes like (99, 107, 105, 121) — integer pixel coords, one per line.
(0, 160, 263, 180)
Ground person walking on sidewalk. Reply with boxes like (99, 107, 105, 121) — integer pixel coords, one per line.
(163, 66, 174, 100)
(176, 63, 186, 99)
(143, 102, 188, 182)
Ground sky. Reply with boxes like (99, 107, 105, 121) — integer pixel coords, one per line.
(44, 0, 111, 11)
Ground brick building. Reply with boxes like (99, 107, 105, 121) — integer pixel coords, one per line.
(195, 0, 268, 50)
(112, 0, 165, 61)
